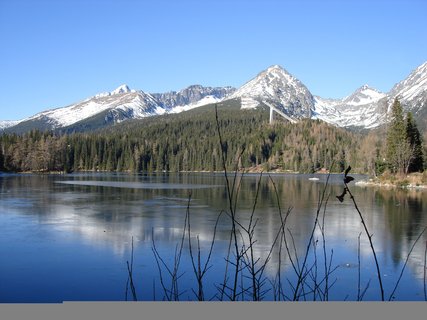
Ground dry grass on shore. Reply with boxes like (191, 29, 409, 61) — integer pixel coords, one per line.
(357, 171, 427, 189)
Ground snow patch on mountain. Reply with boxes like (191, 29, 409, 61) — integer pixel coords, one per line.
(0, 120, 21, 130)
(169, 95, 223, 113)
(240, 96, 260, 109)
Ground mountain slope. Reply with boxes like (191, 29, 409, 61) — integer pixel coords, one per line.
(388, 61, 427, 130)
(389, 62, 427, 105)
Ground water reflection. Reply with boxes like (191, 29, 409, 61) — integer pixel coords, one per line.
(0, 173, 426, 301)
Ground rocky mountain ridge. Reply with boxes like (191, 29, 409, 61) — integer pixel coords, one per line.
(1, 61, 426, 133)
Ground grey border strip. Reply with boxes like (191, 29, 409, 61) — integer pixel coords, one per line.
(1, 302, 427, 320)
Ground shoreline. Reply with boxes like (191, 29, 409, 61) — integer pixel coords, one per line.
(3, 169, 426, 190)
(356, 179, 427, 190)
(1, 169, 342, 176)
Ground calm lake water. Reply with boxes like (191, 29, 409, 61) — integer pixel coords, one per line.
(0, 172, 426, 302)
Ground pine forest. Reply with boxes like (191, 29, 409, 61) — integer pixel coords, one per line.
(0, 101, 425, 176)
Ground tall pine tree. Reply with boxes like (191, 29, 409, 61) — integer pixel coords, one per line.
(406, 112, 424, 172)
(386, 98, 413, 174)
(0, 143, 4, 172)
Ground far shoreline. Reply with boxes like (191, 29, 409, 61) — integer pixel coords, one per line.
(355, 173, 427, 190)
(2, 169, 426, 190)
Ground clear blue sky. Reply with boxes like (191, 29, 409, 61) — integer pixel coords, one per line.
(1, 0, 426, 120)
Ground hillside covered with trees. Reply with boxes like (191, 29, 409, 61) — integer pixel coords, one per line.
(0, 101, 425, 175)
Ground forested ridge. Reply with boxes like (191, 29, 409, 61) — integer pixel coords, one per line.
(0, 101, 422, 175)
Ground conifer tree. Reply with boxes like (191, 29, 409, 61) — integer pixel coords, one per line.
(406, 112, 424, 172)
(386, 98, 413, 174)
(0, 143, 4, 171)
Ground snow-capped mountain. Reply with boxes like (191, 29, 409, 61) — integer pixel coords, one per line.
(14, 85, 164, 131)
(230, 62, 426, 130)
(225, 65, 394, 129)
(312, 85, 387, 129)
(312, 62, 427, 129)
(1, 61, 426, 133)
(2, 84, 236, 133)
(227, 65, 314, 119)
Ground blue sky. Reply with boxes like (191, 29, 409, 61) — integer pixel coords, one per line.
(1, 0, 426, 120)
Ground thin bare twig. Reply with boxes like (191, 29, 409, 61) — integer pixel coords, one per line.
(125, 236, 137, 301)
(345, 182, 384, 301)
(357, 232, 362, 301)
(187, 191, 223, 301)
(151, 205, 188, 301)
(424, 241, 427, 301)
(319, 192, 331, 301)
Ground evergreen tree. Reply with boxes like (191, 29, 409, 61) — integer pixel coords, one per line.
(0, 143, 4, 171)
(406, 112, 424, 172)
(386, 98, 413, 174)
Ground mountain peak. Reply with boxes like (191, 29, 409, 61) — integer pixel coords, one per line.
(228, 64, 313, 118)
(342, 84, 385, 106)
(356, 84, 383, 95)
(358, 84, 371, 91)
(266, 64, 284, 72)
(111, 84, 132, 95)
(263, 64, 293, 77)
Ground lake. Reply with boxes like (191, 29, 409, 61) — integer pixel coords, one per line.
(0, 172, 426, 302)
